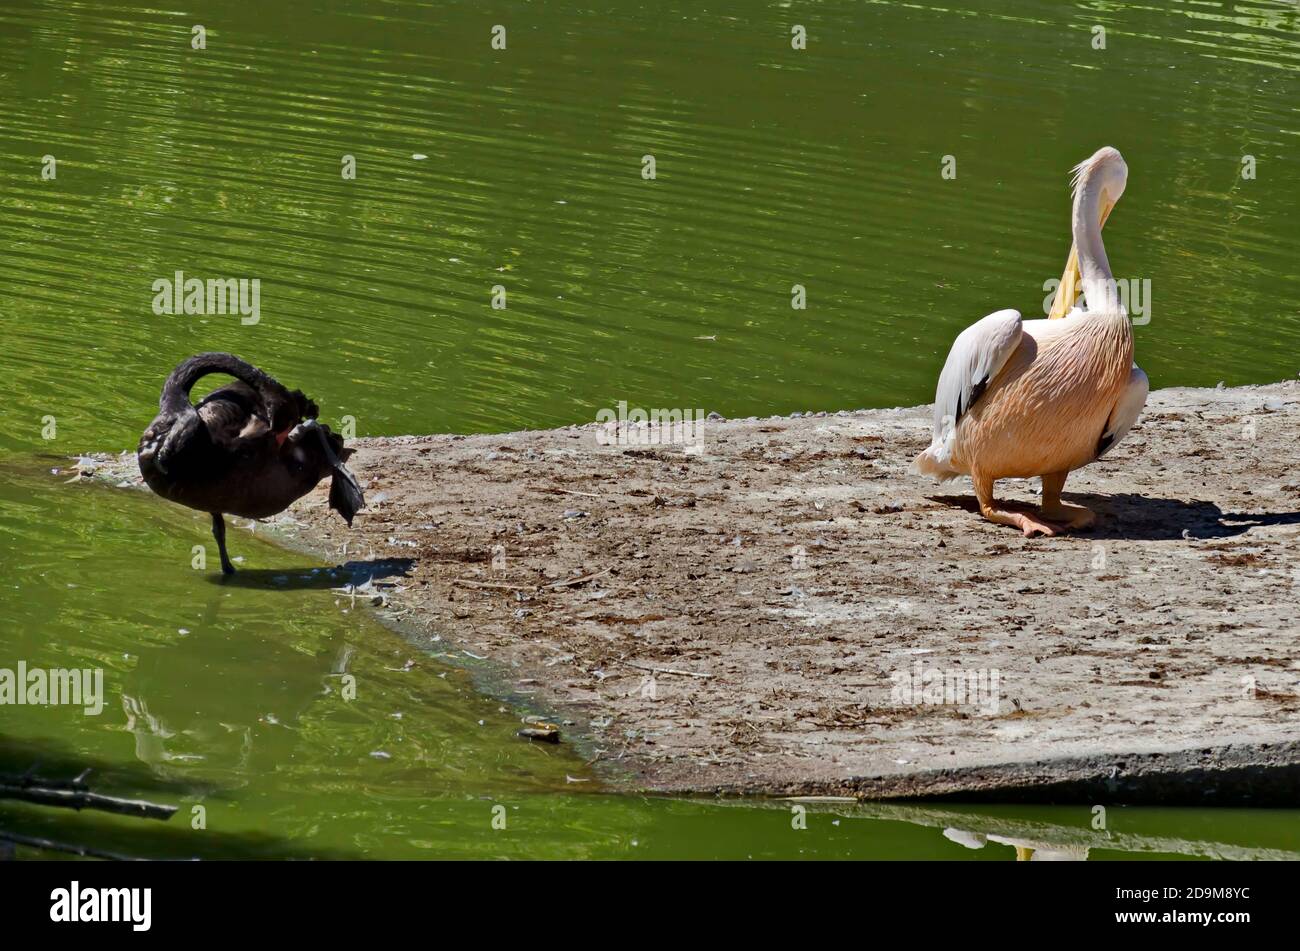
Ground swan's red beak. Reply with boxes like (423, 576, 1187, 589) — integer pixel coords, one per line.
(274, 429, 289, 449)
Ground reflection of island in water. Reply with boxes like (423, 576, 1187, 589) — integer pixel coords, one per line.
(869, 803, 1300, 861)
(943, 828, 1088, 861)
(756, 799, 1300, 861)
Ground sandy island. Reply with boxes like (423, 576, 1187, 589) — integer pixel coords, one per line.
(86, 381, 1300, 804)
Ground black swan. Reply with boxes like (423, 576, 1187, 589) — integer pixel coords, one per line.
(138, 353, 364, 574)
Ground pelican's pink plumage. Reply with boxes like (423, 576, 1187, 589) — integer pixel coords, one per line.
(912, 146, 1148, 536)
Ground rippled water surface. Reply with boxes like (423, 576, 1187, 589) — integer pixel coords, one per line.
(2, 0, 1299, 857)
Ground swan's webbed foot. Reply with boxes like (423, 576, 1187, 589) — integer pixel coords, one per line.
(287, 420, 366, 526)
(328, 465, 365, 527)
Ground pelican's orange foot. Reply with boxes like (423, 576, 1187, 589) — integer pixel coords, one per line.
(1041, 503, 1096, 531)
(1013, 511, 1061, 537)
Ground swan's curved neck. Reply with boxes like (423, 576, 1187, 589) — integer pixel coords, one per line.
(1073, 178, 1115, 308)
(160, 352, 274, 415)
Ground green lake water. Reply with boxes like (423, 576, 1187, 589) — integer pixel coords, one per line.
(1, 0, 1298, 858)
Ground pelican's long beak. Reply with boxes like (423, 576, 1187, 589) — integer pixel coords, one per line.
(1047, 242, 1081, 320)
(1047, 195, 1115, 320)
(1099, 195, 1115, 228)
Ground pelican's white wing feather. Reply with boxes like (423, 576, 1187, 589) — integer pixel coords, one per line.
(912, 308, 1023, 479)
(1097, 365, 1148, 457)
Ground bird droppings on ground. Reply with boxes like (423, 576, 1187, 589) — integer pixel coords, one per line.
(83, 381, 1300, 801)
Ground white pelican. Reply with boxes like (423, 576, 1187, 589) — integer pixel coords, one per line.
(912, 146, 1148, 536)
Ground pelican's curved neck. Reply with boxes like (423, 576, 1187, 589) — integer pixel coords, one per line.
(1073, 178, 1114, 310)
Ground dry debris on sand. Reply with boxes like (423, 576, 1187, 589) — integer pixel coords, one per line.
(92, 382, 1300, 801)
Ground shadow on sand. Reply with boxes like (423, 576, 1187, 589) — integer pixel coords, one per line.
(929, 492, 1300, 541)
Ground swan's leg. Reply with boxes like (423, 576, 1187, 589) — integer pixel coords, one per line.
(1040, 470, 1095, 530)
(211, 513, 236, 575)
(973, 471, 1059, 537)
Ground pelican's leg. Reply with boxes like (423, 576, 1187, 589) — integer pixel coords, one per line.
(211, 512, 236, 575)
(973, 472, 1059, 538)
(1040, 471, 1095, 530)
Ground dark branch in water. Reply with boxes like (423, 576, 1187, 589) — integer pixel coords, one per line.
(0, 771, 178, 821)
(0, 829, 148, 862)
